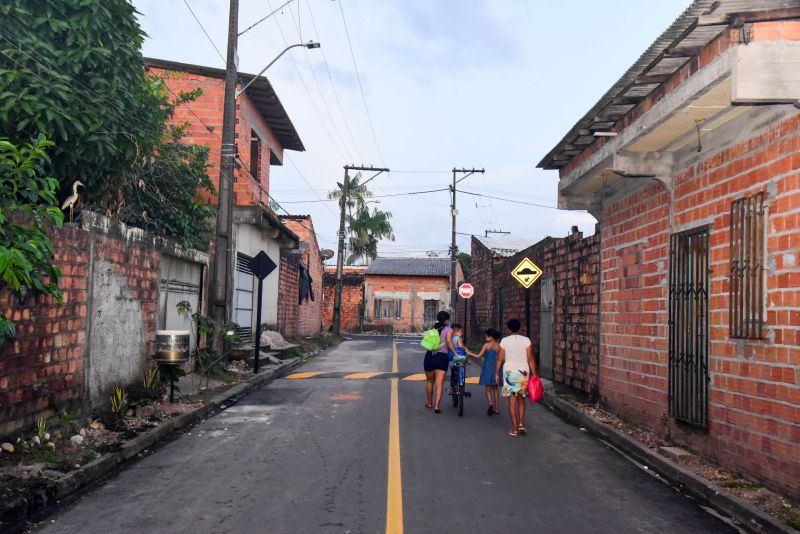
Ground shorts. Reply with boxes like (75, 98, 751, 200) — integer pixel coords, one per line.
(424, 351, 449, 372)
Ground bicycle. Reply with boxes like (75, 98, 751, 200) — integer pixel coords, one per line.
(448, 360, 471, 417)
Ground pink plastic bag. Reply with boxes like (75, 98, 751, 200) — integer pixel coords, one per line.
(527, 374, 543, 403)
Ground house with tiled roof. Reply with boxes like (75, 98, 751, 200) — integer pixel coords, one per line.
(363, 257, 462, 332)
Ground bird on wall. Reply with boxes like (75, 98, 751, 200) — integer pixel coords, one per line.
(61, 180, 84, 223)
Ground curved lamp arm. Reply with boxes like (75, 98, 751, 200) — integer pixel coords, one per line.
(236, 41, 320, 98)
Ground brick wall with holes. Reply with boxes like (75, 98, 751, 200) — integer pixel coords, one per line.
(0, 214, 201, 439)
(322, 270, 365, 333)
(281, 218, 324, 337)
(277, 251, 300, 339)
(469, 230, 601, 397)
(147, 65, 283, 207)
(597, 112, 800, 497)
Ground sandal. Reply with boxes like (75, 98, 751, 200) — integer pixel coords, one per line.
(518, 426, 528, 436)
(434, 408, 442, 414)
(426, 404, 433, 409)
(487, 405, 494, 416)
(508, 429, 518, 437)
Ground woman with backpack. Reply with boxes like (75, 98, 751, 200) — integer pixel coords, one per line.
(423, 310, 455, 413)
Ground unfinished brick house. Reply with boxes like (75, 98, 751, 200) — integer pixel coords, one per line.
(469, 231, 601, 397)
(363, 258, 461, 333)
(539, 1, 800, 496)
(145, 58, 303, 340)
(278, 216, 327, 337)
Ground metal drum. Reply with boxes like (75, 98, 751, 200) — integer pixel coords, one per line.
(155, 330, 190, 362)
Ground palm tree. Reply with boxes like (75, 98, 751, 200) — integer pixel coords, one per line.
(346, 205, 394, 264)
(327, 172, 372, 216)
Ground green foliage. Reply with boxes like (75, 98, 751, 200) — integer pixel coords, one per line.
(176, 300, 239, 389)
(49, 409, 79, 431)
(36, 415, 49, 443)
(109, 384, 128, 415)
(142, 367, 159, 391)
(0, 136, 63, 345)
(0, 0, 166, 203)
(458, 252, 472, 278)
(0, 1, 216, 251)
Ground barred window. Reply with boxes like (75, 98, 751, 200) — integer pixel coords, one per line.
(729, 192, 766, 339)
(374, 299, 402, 319)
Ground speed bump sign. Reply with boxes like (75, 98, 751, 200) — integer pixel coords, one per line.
(511, 257, 542, 288)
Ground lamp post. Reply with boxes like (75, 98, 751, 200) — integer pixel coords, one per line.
(210, 2, 321, 354)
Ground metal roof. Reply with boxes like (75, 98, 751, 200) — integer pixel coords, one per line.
(537, 0, 800, 170)
(366, 257, 451, 277)
(144, 57, 305, 153)
(473, 235, 541, 258)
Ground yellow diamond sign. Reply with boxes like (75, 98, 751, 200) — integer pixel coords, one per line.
(511, 257, 542, 289)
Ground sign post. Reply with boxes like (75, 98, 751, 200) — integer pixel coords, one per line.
(249, 251, 277, 373)
(511, 258, 543, 340)
(458, 282, 474, 340)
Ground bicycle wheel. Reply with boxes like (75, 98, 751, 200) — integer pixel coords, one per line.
(450, 370, 458, 407)
(457, 367, 465, 417)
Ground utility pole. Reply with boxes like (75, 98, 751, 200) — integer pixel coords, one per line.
(210, 0, 239, 351)
(450, 167, 484, 321)
(332, 164, 390, 336)
(485, 229, 510, 238)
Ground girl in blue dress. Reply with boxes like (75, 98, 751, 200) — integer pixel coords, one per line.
(468, 328, 502, 416)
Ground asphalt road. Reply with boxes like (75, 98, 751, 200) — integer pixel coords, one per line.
(34, 337, 735, 533)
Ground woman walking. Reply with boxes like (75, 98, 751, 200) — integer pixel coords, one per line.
(468, 328, 502, 416)
(423, 311, 455, 413)
(495, 318, 536, 436)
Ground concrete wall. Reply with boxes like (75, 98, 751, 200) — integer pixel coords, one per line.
(0, 213, 208, 437)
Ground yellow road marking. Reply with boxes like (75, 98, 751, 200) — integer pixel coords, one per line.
(285, 371, 324, 379)
(466, 377, 480, 384)
(344, 372, 387, 380)
(386, 341, 403, 534)
(402, 374, 427, 381)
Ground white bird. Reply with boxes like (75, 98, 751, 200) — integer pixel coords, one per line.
(61, 181, 84, 223)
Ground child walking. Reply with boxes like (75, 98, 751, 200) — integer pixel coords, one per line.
(468, 329, 502, 416)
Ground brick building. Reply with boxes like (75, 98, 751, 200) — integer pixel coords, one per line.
(469, 230, 600, 397)
(278, 216, 325, 337)
(322, 266, 366, 333)
(145, 58, 302, 340)
(539, 1, 800, 496)
(363, 258, 461, 333)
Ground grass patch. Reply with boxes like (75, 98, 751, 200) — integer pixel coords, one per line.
(777, 507, 800, 530)
(721, 480, 763, 490)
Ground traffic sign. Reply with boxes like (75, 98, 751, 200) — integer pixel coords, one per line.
(249, 251, 277, 280)
(458, 282, 474, 299)
(511, 258, 542, 288)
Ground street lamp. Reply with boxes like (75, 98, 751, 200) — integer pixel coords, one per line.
(236, 41, 321, 97)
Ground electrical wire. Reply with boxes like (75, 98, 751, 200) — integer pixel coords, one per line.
(183, 0, 226, 66)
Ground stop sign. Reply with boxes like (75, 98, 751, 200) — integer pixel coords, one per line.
(458, 283, 474, 299)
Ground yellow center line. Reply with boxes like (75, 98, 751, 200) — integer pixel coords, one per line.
(386, 341, 403, 534)
(344, 372, 387, 380)
(401, 373, 427, 381)
(285, 371, 324, 379)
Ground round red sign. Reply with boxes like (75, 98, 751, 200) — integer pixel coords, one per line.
(458, 283, 474, 299)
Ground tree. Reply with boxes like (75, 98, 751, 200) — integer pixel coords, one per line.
(0, 136, 63, 345)
(347, 206, 394, 265)
(458, 252, 472, 279)
(0, 0, 166, 204)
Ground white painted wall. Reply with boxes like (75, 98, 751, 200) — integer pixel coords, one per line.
(235, 223, 281, 328)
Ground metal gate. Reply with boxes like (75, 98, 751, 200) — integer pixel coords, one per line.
(668, 226, 710, 428)
(539, 275, 554, 380)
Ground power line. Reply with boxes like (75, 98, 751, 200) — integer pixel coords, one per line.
(182, 0, 226, 66)
(337, 0, 385, 166)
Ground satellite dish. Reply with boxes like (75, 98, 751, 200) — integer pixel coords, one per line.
(320, 249, 335, 260)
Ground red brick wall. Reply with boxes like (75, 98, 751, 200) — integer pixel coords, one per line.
(147, 66, 283, 207)
(0, 225, 89, 437)
(470, 238, 498, 337)
(599, 113, 800, 497)
(364, 275, 449, 332)
(277, 251, 300, 339)
(322, 270, 364, 333)
(282, 218, 323, 336)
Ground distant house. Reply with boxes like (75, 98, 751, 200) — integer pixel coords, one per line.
(363, 257, 462, 333)
(145, 58, 304, 339)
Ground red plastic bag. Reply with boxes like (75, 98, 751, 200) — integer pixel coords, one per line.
(527, 374, 543, 403)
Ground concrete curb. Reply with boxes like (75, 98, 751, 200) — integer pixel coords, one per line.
(543, 392, 793, 534)
(1, 356, 308, 533)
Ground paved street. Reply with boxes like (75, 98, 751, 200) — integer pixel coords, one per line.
(35, 337, 734, 534)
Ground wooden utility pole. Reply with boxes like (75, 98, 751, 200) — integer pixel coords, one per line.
(210, 0, 239, 351)
(332, 164, 390, 336)
(450, 167, 484, 321)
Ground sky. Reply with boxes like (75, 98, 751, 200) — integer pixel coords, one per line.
(134, 0, 689, 260)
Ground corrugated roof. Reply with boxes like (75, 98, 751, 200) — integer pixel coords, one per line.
(366, 257, 451, 277)
(144, 57, 304, 152)
(473, 235, 540, 258)
(537, 0, 800, 170)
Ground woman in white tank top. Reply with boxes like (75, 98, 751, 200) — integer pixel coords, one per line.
(495, 318, 536, 436)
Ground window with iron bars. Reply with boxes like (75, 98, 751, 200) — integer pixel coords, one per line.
(374, 299, 402, 319)
(729, 192, 766, 339)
